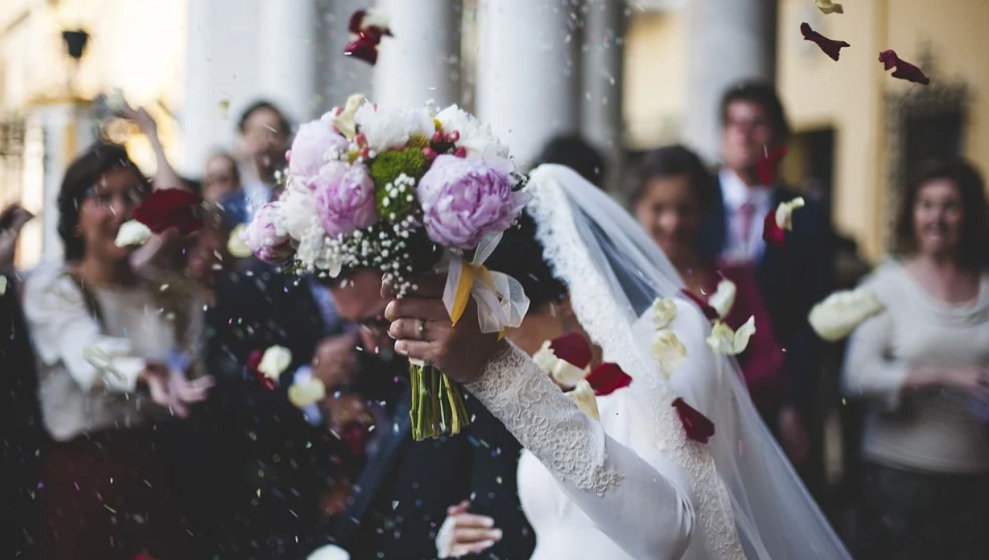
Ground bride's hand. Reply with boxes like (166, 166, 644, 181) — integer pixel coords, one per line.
(384, 274, 506, 384)
(435, 500, 502, 558)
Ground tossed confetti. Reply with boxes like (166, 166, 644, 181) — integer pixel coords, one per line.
(800, 22, 850, 61)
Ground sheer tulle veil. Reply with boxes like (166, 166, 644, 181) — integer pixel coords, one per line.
(525, 164, 851, 559)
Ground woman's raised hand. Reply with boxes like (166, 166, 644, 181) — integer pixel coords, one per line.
(384, 273, 506, 384)
(435, 500, 503, 558)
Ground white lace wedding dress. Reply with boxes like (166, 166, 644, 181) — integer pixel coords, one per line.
(455, 165, 852, 560)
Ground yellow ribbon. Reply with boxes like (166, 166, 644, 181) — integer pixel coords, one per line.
(449, 262, 498, 326)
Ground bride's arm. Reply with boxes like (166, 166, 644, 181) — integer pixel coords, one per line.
(463, 341, 695, 560)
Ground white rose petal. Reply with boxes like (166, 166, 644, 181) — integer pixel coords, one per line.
(708, 279, 737, 319)
(651, 297, 677, 329)
(706, 316, 756, 355)
(226, 224, 252, 258)
(566, 380, 600, 420)
(651, 329, 687, 378)
(307, 544, 351, 560)
(288, 377, 327, 408)
(114, 220, 152, 247)
(775, 197, 806, 230)
(333, 94, 366, 140)
(809, 288, 885, 341)
(532, 340, 588, 388)
(258, 345, 293, 380)
(0, 276, 6, 296)
(354, 103, 434, 153)
(277, 185, 319, 240)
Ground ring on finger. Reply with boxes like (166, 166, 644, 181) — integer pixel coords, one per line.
(417, 318, 427, 341)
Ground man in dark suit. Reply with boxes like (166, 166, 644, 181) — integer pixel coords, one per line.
(698, 81, 833, 478)
(324, 269, 535, 560)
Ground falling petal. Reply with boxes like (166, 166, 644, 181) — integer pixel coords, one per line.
(288, 377, 327, 408)
(585, 362, 632, 396)
(566, 380, 600, 420)
(650, 329, 687, 378)
(755, 144, 787, 186)
(800, 23, 850, 61)
(132, 188, 203, 234)
(706, 316, 756, 355)
(878, 49, 930, 85)
(672, 397, 715, 444)
(114, 219, 152, 247)
(815, 0, 844, 15)
(809, 287, 885, 341)
(708, 279, 737, 319)
(651, 297, 677, 329)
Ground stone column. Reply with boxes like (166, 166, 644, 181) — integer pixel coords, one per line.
(683, 0, 776, 162)
(373, 0, 460, 110)
(258, 0, 319, 122)
(476, 0, 579, 167)
(580, 0, 626, 186)
(318, 0, 374, 108)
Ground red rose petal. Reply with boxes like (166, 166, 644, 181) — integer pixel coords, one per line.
(800, 23, 850, 61)
(878, 49, 930, 85)
(755, 145, 787, 186)
(672, 397, 715, 444)
(347, 10, 365, 33)
(343, 32, 381, 65)
(762, 208, 787, 247)
(132, 188, 203, 235)
(341, 421, 370, 456)
(680, 289, 720, 321)
(247, 350, 263, 374)
(585, 362, 632, 396)
(549, 332, 593, 369)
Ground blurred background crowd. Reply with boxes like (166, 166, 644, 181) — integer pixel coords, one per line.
(1, 1, 987, 559)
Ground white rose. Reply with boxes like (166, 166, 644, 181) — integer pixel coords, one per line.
(706, 316, 756, 355)
(277, 185, 319, 240)
(566, 380, 600, 420)
(354, 103, 434, 153)
(532, 340, 588, 388)
(258, 345, 293, 380)
(288, 377, 327, 408)
(307, 544, 351, 560)
(435, 105, 509, 159)
(0, 276, 7, 296)
(114, 220, 152, 247)
(651, 297, 677, 329)
(226, 224, 252, 258)
(333, 94, 366, 140)
(651, 329, 687, 378)
(775, 197, 806, 230)
(809, 288, 884, 341)
(708, 278, 737, 319)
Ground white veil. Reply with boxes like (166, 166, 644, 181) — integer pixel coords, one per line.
(525, 164, 851, 559)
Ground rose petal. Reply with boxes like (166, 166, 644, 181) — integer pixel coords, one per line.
(651, 297, 678, 329)
(133, 188, 203, 234)
(800, 22, 850, 61)
(0, 276, 6, 297)
(651, 329, 687, 378)
(288, 377, 327, 408)
(815, 0, 843, 14)
(566, 380, 600, 420)
(755, 145, 787, 186)
(549, 332, 593, 369)
(343, 32, 381, 65)
(878, 49, 930, 85)
(257, 345, 292, 380)
(680, 289, 719, 320)
(532, 340, 589, 387)
(708, 278, 737, 319)
(672, 397, 715, 444)
(809, 287, 885, 341)
(585, 362, 632, 396)
(114, 220, 152, 247)
(763, 197, 805, 247)
(706, 316, 756, 355)
(226, 223, 252, 258)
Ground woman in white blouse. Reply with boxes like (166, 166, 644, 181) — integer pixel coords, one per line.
(843, 159, 989, 560)
(23, 143, 212, 560)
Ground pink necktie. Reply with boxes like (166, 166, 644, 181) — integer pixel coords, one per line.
(738, 201, 756, 248)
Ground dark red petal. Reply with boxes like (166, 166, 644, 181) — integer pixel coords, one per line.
(549, 332, 593, 369)
(878, 49, 898, 70)
(879, 49, 930, 85)
(132, 188, 203, 234)
(754, 145, 787, 186)
(347, 10, 366, 33)
(680, 289, 720, 321)
(762, 208, 786, 247)
(672, 397, 715, 444)
(247, 350, 263, 374)
(253, 369, 277, 391)
(341, 421, 369, 456)
(585, 362, 632, 396)
(343, 33, 380, 65)
(800, 23, 850, 62)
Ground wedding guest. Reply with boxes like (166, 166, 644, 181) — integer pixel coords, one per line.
(221, 100, 291, 225)
(632, 145, 787, 422)
(22, 142, 213, 560)
(536, 134, 607, 188)
(698, 81, 833, 470)
(203, 151, 242, 204)
(843, 159, 989, 560)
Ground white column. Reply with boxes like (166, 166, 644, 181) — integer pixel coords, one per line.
(581, 0, 626, 182)
(683, 0, 775, 162)
(374, 0, 460, 110)
(318, 0, 374, 108)
(258, 0, 319, 122)
(477, 0, 579, 167)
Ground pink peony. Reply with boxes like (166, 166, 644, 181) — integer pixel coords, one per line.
(288, 114, 350, 180)
(309, 161, 378, 236)
(244, 202, 293, 263)
(417, 155, 528, 249)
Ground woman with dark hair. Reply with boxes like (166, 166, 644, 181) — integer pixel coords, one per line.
(843, 159, 989, 560)
(631, 146, 787, 426)
(23, 142, 212, 560)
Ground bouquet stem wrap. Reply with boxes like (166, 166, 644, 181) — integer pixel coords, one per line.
(409, 234, 530, 440)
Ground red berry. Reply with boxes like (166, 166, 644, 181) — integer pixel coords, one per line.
(446, 130, 460, 143)
(422, 147, 438, 160)
(454, 147, 467, 158)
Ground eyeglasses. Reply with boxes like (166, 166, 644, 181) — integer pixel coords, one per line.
(84, 181, 151, 209)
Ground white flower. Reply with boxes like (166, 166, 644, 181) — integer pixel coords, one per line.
(226, 224, 252, 258)
(815, 0, 843, 14)
(708, 279, 737, 319)
(775, 197, 806, 230)
(434, 105, 510, 159)
(651, 297, 677, 329)
(651, 329, 687, 378)
(706, 316, 756, 355)
(277, 185, 319, 240)
(257, 345, 292, 380)
(333, 94, 366, 140)
(114, 220, 152, 247)
(0, 276, 6, 296)
(566, 380, 600, 420)
(809, 288, 885, 341)
(288, 377, 327, 408)
(532, 340, 588, 387)
(307, 544, 351, 560)
(354, 103, 434, 153)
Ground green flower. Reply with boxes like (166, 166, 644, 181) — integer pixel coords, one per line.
(370, 149, 428, 221)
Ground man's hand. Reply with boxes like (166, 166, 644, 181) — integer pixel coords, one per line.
(311, 333, 359, 391)
(436, 500, 503, 558)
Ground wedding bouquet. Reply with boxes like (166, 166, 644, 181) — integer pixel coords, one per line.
(244, 95, 530, 439)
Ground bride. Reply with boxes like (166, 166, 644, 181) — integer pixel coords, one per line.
(385, 164, 851, 559)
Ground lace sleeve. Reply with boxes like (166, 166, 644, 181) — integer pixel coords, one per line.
(465, 343, 696, 559)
